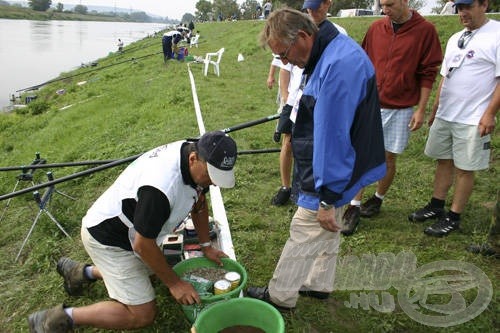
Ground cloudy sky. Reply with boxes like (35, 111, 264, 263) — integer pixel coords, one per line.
(59, 1, 241, 20)
(59, 1, 438, 20)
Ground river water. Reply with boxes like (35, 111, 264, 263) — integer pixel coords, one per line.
(0, 19, 165, 109)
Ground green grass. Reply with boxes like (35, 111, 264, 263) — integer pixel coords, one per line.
(0, 14, 499, 332)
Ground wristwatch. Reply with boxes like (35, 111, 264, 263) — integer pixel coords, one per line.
(320, 201, 334, 210)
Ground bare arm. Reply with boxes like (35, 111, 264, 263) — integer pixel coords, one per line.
(478, 81, 500, 137)
(278, 67, 290, 104)
(409, 86, 432, 131)
(132, 233, 201, 305)
(267, 63, 277, 89)
(191, 192, 227, 265)
(429, 76, 445, 127)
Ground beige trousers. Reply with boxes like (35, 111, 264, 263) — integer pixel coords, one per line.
(268, 206, 344, 307)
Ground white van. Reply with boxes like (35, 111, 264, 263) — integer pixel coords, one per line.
(338, 9, 374, 17)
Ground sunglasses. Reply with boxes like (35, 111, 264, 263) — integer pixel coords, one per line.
(457, 30, 472, 49)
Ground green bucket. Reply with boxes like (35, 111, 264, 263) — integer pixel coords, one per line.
(192, 297, 285, 333)
(172, 257, 248, 323)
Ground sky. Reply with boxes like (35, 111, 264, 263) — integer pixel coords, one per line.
(58, 1, 240, 20)
(56, 1, 437, 20)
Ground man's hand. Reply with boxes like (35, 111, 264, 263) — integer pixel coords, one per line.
(169, 279, 201, 305)
(409, 110, 424, 131)
(202, 246, 228, 266)
(478, 113, 496, 137)
(267, 75, 275, 89)
(316, 207, 341, 232)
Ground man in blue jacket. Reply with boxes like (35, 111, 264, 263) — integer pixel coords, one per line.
(247, 8, 386, 309)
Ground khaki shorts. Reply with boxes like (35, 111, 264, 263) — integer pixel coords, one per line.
(424, 118, 491, 171)
(81, 226, 155, 305)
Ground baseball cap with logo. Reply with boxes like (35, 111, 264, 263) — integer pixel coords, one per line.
(197, 131, 237, 188)
(303, 0, 323, 10)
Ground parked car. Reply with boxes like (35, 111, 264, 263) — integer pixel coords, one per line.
(337, 9, 374, 17)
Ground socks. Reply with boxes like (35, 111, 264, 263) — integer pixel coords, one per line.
(430, 197, 445, 209)
(447, 210, 461, 221)
(63, 307, 74, 326)
(374, 192, 384, 200)
(350, 200, 361, 206)
(84, 266, 96, 281)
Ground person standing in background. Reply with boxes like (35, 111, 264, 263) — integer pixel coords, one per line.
(342, 0, 443, 236)
(410, 0, 499, 237)
(441, 0, 456, 14)
(263, 0, 273, 19)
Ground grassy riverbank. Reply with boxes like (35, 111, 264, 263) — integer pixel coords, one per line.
(0, 14, 499, 332)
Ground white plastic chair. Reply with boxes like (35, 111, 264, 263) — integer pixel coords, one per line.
(203, 48, 225, 77)
(190, 34, 200, 48)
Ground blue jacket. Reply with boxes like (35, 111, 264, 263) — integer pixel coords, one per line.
(292, 21, 386, 209)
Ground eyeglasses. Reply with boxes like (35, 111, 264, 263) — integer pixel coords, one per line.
(277, 39, 296, 61)
(457, 30, 472, 49)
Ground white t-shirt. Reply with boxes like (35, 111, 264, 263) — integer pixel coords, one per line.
(440, 1, 455, 15)
(437, 20, 500, 125)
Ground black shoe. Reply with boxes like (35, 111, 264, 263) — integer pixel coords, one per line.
(408, 203, 445, 222)
(341, 205, 360, 236)
(271, 187, 291, 206)
(299, 289, 330, 300)
(466, 243, 499, 258)
(360, 195, 382, 217)
(246, 286, 294, 311)
(424, 217, 460, 237)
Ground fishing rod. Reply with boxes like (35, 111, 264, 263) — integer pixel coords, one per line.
(0, 114, 281, 201)
(0, 154, 140, 201)
(0, 148, 281, 172)
(0, 114, 280, 172)
(16, 51, 163, 93)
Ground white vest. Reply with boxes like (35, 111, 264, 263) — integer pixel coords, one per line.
(83, 141, 198, 247)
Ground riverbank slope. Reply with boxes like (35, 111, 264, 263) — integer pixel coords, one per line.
(0, 15, 498, 332)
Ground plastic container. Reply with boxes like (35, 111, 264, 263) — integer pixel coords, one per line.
(172, 257, 247, 322)
(177, 47, 186, 61)
(192, 297, 285, 333)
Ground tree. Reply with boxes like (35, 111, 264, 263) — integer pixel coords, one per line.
(212, 0, 239, 21)
(240, 0, 259, 19)
(55, 2, 63, 12)
(130, 11, 150, 22)
(489, 0, 500, 12)
(28, 0, 52, 11)
(196, 0, 213, 21)
(408, 0, 426, 11)
(182, 13, 196, 24)
(73, 4, 87, 15)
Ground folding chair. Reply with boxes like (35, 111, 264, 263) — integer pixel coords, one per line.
(190, 34, 200, 48)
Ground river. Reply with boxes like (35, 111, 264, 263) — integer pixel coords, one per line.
(0, 19, 165, 109)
